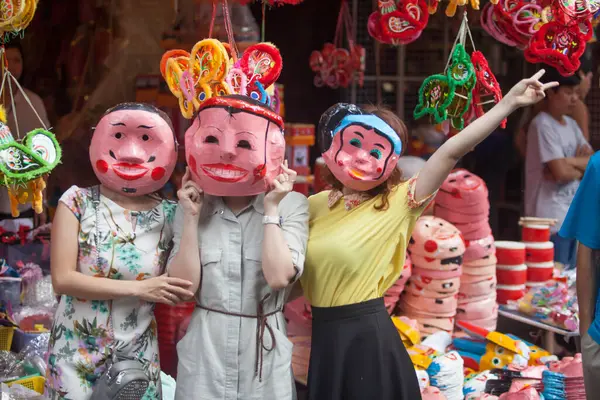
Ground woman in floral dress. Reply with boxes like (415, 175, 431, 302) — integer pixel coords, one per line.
(46, 103, 194, 399)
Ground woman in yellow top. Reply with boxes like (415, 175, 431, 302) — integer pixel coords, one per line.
(300, 70, 557, 400)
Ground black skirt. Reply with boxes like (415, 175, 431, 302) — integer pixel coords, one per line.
(307, 297, 422, 400)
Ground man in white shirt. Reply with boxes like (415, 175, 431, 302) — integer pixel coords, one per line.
(525, 68, 593, 268)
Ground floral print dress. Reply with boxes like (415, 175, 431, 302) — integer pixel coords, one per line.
(46, 186, 176, 400)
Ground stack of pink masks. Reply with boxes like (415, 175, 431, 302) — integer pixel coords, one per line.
(434, 169, 497, 331)
(495, 241, 527, 305)
(401, 216, 465, 337)
(385, 254, 412, 314)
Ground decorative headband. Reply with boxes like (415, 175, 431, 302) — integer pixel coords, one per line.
(334, 114, 402, 155)
(199, 96, 284, 130)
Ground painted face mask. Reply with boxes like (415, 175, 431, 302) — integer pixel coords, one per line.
(90, 104, 178, 196)
(185, 95, 285, 196)
(318, 103, 402, 191)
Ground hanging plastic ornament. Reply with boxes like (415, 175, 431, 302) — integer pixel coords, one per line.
(524, 19, 593, 76)
(368, 0, 429, 44)
(0, 64, 62, 217)
(414, 15, 477, 130)
(470, 51, 506, 129)
(160, 0, 283, 117)
(310, 0, 365, 89)
(0, 0, 37, 43)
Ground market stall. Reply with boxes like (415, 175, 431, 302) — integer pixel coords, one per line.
(286, 166, 583, 399)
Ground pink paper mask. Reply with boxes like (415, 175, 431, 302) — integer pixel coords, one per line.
(439, 168, 489, 205)
(185, 96, 285, 196)
(318, 103, 402, 191)
(90, 103, 177, 196)
(409, 216, 466, 259)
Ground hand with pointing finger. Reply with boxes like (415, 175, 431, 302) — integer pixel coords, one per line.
(178, 167, 203, 218)
(503, 69, 559, 110)
(264, 160, 297, 211)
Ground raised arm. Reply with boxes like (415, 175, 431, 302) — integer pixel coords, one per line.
(414, 70, 558, 202)
(51, 202, 193, 303)
(262, 161, 308, 290)
(167, 169, 203, 296)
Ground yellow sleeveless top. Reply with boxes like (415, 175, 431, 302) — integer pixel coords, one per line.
(301, 177, 433, 307)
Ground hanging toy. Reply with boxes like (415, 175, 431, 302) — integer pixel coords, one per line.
(368, 0, 429, 45)
(160, 0, 282, 117)
(310, 0, 365, 89)
(524, 19, 593, 76)
(414, 15, 477, 130)
(470, 51, 506, 128)
(0, 67, 62, 217)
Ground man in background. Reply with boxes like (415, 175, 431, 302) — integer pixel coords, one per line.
(524, 68, 593, 269)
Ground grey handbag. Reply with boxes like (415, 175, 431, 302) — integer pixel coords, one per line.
(89, 186, 151, 400)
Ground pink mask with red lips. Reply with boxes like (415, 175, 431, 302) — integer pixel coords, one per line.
(185, 96, 286, 196)
(318, 104, 402, 191)
(90, 104, 177, 196)
(439, 168, 489, 205)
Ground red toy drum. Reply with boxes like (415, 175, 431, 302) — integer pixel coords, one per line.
(495, 241, 526, 265)
(496, 264, 527, 285)
(526, 261, 554, 283)
(496, 284, 526, 304)
(525, 242, 554, 263)
(526, 281, 546, 289)
(522, 224, 551, 242)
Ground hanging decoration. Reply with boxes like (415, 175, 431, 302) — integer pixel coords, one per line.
(481, 0, 595, 75)
(309, 0, 365, 89)
(0, 0, 37, 43)
(414, 13, 503, 133)
(471, 51, 506, 129)
(236, 0, 303, 4)
(0, 55, 62, 217)
(367, 0, 429, 44)
(160, 0, 282, 119)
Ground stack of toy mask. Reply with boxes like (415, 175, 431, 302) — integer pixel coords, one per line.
(434, 169, 497, 330)
(401, 216, 465, 337)
(385, 253, 412, 314)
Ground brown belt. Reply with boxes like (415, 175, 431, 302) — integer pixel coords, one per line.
(198, 293, 281, 382)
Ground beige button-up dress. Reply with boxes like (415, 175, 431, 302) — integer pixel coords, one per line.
(171, 192, 309, 400)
